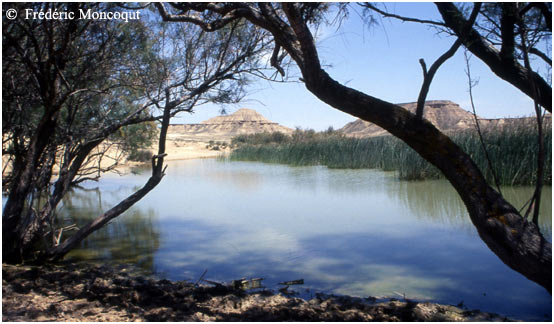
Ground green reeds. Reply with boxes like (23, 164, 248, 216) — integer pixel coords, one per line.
(229, 125, 552, 186)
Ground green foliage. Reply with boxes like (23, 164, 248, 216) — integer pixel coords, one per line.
(232, 132, 290, 146)
(127, 150, 152, 162)
(229, 125, 552, 186)
(112, 122, 158, 158)
(3, 2, 158, 158)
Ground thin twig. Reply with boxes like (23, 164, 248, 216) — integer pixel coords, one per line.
(194, 269, 208, 287)
(464, 50, 503, 196)
(361, 3, 445, 27)
(518, 12, 546, 225)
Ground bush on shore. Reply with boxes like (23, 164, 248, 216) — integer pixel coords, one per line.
(127, 149, 152, 162)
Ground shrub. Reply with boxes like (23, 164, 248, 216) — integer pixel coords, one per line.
(127, 149, 152, 162)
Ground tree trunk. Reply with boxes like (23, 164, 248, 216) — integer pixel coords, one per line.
(279, 3, 551, 292)
(302, 67, 552, 292)
(2, 111, 59, 263)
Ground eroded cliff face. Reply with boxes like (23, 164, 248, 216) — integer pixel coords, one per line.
(340, 100, 550, 137)
(168, 108, 293, 141)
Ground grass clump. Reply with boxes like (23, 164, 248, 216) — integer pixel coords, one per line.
(229, 124, 551, 186)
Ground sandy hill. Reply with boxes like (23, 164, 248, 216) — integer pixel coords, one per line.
(340, 100, 550, 137)
(168, 108, 293, 141)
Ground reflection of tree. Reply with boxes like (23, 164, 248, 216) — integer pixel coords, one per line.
(386, 179, 552, 236)
(60, 188, 160, 273)
(385, 179, 470, 229)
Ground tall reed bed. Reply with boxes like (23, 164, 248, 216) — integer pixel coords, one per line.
(229, 124, 551, 185)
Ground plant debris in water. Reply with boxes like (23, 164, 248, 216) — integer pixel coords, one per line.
(2, 263, 512, 322)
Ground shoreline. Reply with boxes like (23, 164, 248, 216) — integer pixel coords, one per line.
(108, 138, 231, 174)
(2, 262, 512, 322)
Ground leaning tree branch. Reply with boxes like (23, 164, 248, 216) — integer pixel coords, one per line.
(270, 44, 286, 77)
(49, 97, 174, 260)
(464, 51, 503, 195)
(499, 3, 517, 62)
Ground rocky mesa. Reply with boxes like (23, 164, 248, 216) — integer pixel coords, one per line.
(168, 108, 293, 142)
(143, 108, 294, 162)
(340, 100, 550, 137)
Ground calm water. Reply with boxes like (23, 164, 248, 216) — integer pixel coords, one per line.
(60, 159, 551, 320)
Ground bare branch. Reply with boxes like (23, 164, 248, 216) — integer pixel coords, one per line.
(415, 39, 462, 119)
(415, 3, 480, 119)
(270, 44, 286, 77)
(499, 3, 517, 62)
(517, 13, 547, 226)
(360, 3, 446, 27)
(529, 47, 552, 66)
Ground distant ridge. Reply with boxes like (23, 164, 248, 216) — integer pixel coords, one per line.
(168, 108, 293, 141)
(339, 100, 551, 137)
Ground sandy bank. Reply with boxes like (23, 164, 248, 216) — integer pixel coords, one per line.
(151, 137, 230, 161)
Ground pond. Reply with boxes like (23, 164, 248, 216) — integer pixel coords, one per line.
(60, 159, 551, 321)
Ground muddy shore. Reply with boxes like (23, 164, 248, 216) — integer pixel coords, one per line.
(2, 263, 511, 322)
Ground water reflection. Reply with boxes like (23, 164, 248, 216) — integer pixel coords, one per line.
(207, 170, 262, 191)
(502, 186, 552, 234)
(384, 179, 552, 236)
(62, 187, 160, 273)
(63, 159, 551, 321)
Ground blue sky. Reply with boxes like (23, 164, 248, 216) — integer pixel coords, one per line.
(171, 3, 550, 131)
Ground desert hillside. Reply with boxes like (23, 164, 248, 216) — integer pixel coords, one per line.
(168, 108, 293, 142)
(340, 100, 551, 137)
(144, 108, 293, 161)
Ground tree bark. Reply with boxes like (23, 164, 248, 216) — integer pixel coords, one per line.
(2, 110, 59, 263)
